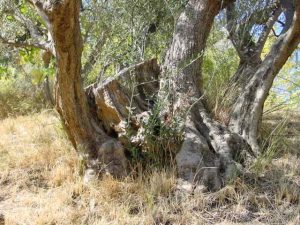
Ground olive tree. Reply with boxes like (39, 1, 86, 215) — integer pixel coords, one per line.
(1, 0, 299, 191)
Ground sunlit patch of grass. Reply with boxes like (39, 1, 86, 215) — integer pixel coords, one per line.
(0, 111, 299, 224)
(0, 110, 74, 171)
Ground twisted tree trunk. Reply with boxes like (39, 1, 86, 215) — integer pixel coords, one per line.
(32, 0, 127, 181)
(228, 1, 300, 154)
(158, 0, 252, 191)
(229, 8, 300, 153)
(28, 0, 300, 191)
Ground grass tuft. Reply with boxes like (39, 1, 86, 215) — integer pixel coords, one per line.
(0, 111, 299, 224)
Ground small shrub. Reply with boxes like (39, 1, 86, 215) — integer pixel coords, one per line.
(125, 102, 183, 171)
(0, 75, 47, 119)
(251, 117, 289, 175)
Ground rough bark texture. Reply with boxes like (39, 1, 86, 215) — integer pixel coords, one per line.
(224, 1, 281, 107)
(32, 0, 128, 180)
(77, 0, 249, 191)
(41, 50, 54, 106)
(24, 0, 299, 191)
(229, 1, 300, 154)
(86, 59, 160, 142)
(223, 61, 261, 108)
(159, 0, 250, 191)
(42, 75, 54, 106)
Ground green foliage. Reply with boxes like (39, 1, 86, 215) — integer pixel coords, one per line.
(265, 51, 300, 111)
(251, 118, 289, 175)
(0, 42, 55, 118)
(262, 34, 300, 111)
(125, 102, 183, 170)
(0, 0, 298, 123)
(0, 74, 46, 119)
(202, 27, 239, 114)
(81, 0, 180, 85)
(142, 105, 183, 166)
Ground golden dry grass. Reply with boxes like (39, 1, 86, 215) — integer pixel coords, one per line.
(0, 111, 299, 225)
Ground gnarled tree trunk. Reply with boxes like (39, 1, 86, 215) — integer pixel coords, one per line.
(228, 1, 300, 154)
(229, 6, 300, 153)
(28, 0, 300, 191)
(158, 0, 251, 191)
(32, 0, 127, 181)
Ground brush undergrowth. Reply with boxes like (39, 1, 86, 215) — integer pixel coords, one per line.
(0, 75, 48, 119)
(0, 111, 299, 225)
(125, 102, 184, 174)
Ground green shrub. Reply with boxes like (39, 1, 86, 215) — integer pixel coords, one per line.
(0, 75, 46, 119)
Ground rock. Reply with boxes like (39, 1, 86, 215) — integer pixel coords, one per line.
(176, 179, 194, 194)
(176, 179, 207, 194)
(97, 139, 128, 178)
(83, 168, 97, 184)
(175, 130, 207, 182)
(175, 126, 222, 191)
(193, 184, 206, 194)
(83, 139, 128, 183)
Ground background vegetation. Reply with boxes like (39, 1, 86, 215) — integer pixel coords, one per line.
(0, 0, 299, 224)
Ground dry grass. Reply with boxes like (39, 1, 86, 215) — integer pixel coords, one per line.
(0, 111, 299, 225)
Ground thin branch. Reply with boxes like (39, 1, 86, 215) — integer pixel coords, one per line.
(277, 20, 285, 26)
(226, 2, 257, 60)
(271, 28, 280, 37)
(256, 7, 282, 55)
(226, 2, 279, 61)
(0, 35, 48, 50)
(82, 33, 108, 77)
(82, 23, 94, 43)
(277, 75, 300, 87)
(13, 8, 45, 39)
(30, 0, 51, 29)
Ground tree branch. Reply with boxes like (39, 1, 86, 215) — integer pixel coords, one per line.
(271, 28, 280, 37)
(0, 0, 52, 50)
(226, 1, 279, 61)
(226, 2, 257, 61)
(12, 7, 45, 39)
(0, 35, 49, 50)
(82, 33, 108, 78)
(256, 7, 282, 55)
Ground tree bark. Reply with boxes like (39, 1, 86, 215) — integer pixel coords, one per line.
(41, 50, 54, 107)
(159, 0, 250, 191)
(223, 60, 261, 109)
(86, 59, 160, 140)
(42, 75, 54, 107)
(223, 1, 281, 108)
(32, 0, 127, 180)
(25, 0, 299, 192)
(229, 2, 300, 154)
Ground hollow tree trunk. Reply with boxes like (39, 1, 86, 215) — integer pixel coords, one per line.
(86, 59, 160, 144)
(229, 3, 300, 154)
(84, 0, 248, 191)
(32, 0, 127, 180)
